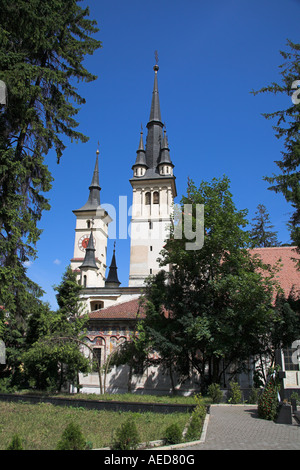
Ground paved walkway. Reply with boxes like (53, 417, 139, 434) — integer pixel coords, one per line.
(184, 405, 300, 450)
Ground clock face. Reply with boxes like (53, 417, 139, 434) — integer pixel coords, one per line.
(78, 234, 96, 252)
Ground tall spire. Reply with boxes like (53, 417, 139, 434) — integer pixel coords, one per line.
(145, 63, 164, 171)
(79, 231, 98, 269)
(77, 147, 101, 211)
(105, 242, 121, 287)
(148, 64, 162, 124)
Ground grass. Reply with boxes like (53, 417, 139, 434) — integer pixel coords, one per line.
(17, 390, 202, 405)
(0, 401, 193, 450)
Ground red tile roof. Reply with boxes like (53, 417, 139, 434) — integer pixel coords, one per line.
(249, 246, 300, 298)
(88, 247, 300, 321)
(89, 298, 145, 320)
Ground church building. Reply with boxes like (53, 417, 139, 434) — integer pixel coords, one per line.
(70, 64, 300, 397)
(70, 63, 187, 394)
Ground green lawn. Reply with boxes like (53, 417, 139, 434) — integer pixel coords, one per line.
(18, 390, 203, 405)
(0, 401, 193, 450)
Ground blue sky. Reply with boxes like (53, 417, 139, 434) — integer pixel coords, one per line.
(25, 0, 300, 309)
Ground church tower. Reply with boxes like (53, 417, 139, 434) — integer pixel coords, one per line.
(129, 64, 177, 287)
(71, 148, 112, 287)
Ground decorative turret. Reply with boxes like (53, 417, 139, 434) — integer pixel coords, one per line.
(132, 128, 148, 177)
(105, 243, 121, 288)
(158, 129, 174, 176)
(79, 231, 97, 270)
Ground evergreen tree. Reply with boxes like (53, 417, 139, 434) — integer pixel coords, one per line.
(250, 204, 280, 247)
(252, 40, 300, 252)
(0, 0, 101, 318)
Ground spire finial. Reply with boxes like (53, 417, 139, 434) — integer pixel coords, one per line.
(154, 50, 159, 72)
(96, 140, 100, 155)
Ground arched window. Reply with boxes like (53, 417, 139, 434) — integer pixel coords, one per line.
(145, 192, 151, 205)
(87, 220, 91, 229)
(153, 191, 159, 204)
(83, 275, 87, 288)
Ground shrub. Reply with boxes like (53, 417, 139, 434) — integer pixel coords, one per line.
(185, 394, 207, 441)
(227, 381, 242, 404)
(111, 417, 140, 450)
(207, 383, 223, 403)
(290, 392, 300, 405)
(248, 387, 260, 404)
(6, 434, 24, 450)
(165, 423, 182, 445)
(56, 422, 89, 450)
(258, 379, 279, 421)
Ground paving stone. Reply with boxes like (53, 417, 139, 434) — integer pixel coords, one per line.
(183, 405, 300, 450)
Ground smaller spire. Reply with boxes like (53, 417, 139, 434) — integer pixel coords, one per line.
(158, 129, 173, 166)
(132, 127, 148, 169)
(105, 242, 121, 287)
(79, 231, 98, 269)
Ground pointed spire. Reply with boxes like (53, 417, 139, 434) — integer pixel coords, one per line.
(79, 231, 98, 269)
(130, 60, 175, 184)
(105, 242, 121, 287)
(76, 147, 101, 211)
(159, 129, 173, 165)
(144, 63, 164, 171)
(148, 64, 162, 124)
(138, 124, 145, 151)
(132, 127, 148, 169)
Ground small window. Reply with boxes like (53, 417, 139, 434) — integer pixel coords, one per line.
(149, 221, 153, 230)
(83, 275, 87, 288)
(150, 246, 153, 251)
(87, 220, 91, 229)
(92, 348, 102, 371)
(150, 268, 152, 274)
(153, 191, 159, 204)
(91, 301, 104, 311)
(145, 192, 151, 205)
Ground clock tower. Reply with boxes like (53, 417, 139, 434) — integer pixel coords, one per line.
(71, 148, 112, 287)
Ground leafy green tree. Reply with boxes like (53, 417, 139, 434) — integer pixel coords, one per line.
(22, 266, 90, 391)
(141, 176, 280, 390)
(0, 0, 101, 318)
(252, 40, 300, 252)
(250, 204, 280, 247)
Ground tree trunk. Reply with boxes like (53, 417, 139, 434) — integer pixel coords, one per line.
(212, 356, 220, 384)
(127, 364, 132, 393)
